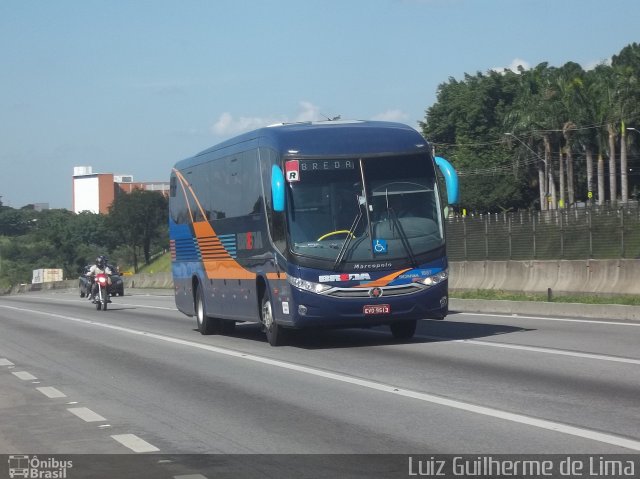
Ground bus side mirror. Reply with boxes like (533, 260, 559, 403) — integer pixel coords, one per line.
(434, 156, 460, 205)
(271, 165, 285, 212)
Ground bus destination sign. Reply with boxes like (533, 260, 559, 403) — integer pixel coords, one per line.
(286, 159, 356, 182)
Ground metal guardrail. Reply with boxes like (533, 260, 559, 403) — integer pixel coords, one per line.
(446, 203, 640, 261)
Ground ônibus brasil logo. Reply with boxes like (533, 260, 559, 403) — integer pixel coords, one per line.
(8, 455, 73, 479)
(318, 273, 371, 283)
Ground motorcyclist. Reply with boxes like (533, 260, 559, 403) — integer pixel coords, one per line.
(86, 255, 113, 302)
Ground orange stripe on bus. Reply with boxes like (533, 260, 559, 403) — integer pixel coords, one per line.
(355, 269, 411, 288)
(203, 260, 257, 280)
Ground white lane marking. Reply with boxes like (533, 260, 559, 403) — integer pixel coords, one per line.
(2, 304, 640, 451)
(12, 371, 37, 380)
(459, 312, 640, 327)
(110, 302, 177, 311)
(10, 295, 178, 311)
(460, 339, 640, 365)
(412, 334, 640, 365)
(67, 407, 107, 422)
(111, 434, 160, 453)
(174, 475, 208, 479)
(36, 386, 67, 398)
(0, 358, 15, 366)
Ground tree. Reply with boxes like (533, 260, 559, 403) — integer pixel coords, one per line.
(107, 190, 168, 272)
(421, 69, 534, 212)
(610, 45, 640, 202)
(504, 63, 559, 210)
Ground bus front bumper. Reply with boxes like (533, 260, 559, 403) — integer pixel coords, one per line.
(280, 281, 448, 329)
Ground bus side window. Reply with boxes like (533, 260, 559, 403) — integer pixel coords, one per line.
(170, 172, 189, 224)
(186, 166, 208, 222)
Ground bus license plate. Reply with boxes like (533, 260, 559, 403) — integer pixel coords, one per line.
(363, 304, 390, 315)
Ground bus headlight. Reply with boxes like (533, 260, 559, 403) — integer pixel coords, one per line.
(288, 276, 332, 294)
(419, 269, 448, 287)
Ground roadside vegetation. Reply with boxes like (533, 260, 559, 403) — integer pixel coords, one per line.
(451, 289, 640, 306)
(422, 43, 640, 213)
(0, 191, 168, 289)
(133, 251, 171, 274)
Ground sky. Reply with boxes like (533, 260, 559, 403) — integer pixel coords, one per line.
(1, 0, 638, 209)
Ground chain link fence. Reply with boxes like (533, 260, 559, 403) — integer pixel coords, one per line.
(446, 202, 640, 261)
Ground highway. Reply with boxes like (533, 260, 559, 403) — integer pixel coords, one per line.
(1, 289, 639, 477)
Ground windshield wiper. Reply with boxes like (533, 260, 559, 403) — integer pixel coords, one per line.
(332, 209, 363, 271)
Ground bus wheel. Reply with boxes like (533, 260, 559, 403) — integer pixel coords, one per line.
(195, 286, 221, 335)
(390, 320, 417, 340)
(261, 295, 287, 346)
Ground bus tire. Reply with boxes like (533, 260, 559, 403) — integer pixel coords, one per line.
(261, 294, 287, 346)
(221, 319, 236, 334)
(195, 285, 221, 335)
(390, 319, 417, 340)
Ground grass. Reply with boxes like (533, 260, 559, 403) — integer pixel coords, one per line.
(451, 289, 640, 306)
(128, 252, 171, 274)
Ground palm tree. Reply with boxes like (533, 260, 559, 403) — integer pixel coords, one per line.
(608, 122, 617, 203)
(620, 121, 628, 202)
(504, 63, 558, 210)
(612, 44, 640, 202)
(573, 71, 600, 205)
(563, 122, 576, 205)
(597, 152, 606, 205)
(587, 65, 618, 204)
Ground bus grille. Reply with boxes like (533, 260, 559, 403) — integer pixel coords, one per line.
(326, 284, 423, 298)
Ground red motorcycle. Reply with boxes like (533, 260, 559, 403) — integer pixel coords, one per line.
(94, 273, 110, 311)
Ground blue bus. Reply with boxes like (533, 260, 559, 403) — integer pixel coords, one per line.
(169, 120, 459, 345)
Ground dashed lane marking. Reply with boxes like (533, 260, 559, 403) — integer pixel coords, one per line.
(12, 371, 37, 381)
(0, 358, 14, 366)
(111, 433, 160, 453)
(67, 407, 107, 422)
(37, 386, 67, 398)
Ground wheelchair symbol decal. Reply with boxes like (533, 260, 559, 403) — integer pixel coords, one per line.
(373, 239, 388, 254)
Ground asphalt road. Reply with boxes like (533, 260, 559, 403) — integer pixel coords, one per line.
(0, 290, 639, 476)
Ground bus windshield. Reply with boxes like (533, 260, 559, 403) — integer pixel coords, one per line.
(286, 154, 444, 264)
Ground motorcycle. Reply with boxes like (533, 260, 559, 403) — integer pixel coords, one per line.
(94, 272, 110, 311)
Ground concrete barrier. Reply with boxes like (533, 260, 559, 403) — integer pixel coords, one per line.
(3, 273, 173, 296)
(449, 259, 640, 296)
(2, 267, 638, 319)
(4, 260, 640, 299)
(122, 272, 173, 289)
